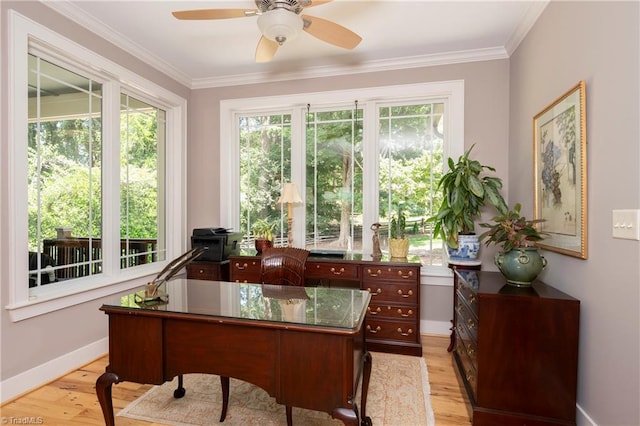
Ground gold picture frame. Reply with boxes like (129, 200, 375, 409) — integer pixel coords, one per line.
(533, 81, 587, 259)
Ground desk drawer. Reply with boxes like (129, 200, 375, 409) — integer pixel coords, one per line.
(305, 261, 359, 280)
(365, 317, 419, 343)
(367, 302, 418, 320)
(229, 257, 260, 283)
(362, 265, 418, 282)
(363, 281, 417, 304)
(186, 262, 229, 281)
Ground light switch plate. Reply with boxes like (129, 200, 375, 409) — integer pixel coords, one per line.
(612, 209, 640, 240)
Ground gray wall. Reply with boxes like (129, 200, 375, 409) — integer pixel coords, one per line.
(2, 1, 639, 425)
(188, 61, 511, 266)
(509, 2, 640, 425)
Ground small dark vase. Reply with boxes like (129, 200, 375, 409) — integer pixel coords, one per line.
(254, 239, 273, 254)
(495, 247, 547, 287)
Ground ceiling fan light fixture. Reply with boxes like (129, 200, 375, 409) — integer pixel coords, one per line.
(257, 9, 303, 45)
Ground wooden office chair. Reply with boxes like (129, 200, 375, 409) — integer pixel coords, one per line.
(183, 247, 310, 425)
(259, 246, 310, 287)
(219, 247, 310, 426)
(263, 246, 311, 426)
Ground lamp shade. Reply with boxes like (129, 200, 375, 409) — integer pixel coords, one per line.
(257, 9, 303, 45)
(278, 183, 303, 204)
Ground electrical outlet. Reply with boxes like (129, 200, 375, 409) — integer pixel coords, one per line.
(612, 209, 640, 240)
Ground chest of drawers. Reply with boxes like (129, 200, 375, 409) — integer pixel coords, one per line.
(228, 255, 422, 356)
(453, 269, 580, 425)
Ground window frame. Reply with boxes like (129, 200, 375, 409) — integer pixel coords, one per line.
(220, 81, 464, 277)
(6, 11, 187, 321)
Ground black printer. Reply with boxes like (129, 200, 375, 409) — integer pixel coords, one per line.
(191, 228, 242, 261)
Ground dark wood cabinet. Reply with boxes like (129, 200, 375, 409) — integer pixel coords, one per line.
(228, 255, 422, 356)
(453, 269, 580, 426)
(186, 260, 230, 281)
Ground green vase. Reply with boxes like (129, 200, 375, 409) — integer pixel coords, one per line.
(495, 248, 547, 287)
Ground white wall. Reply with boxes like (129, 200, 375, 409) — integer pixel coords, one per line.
(509, 2, 640, 425)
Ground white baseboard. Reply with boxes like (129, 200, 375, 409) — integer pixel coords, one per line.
(421, 319, 451, 336)
(0, 338, 108, 404)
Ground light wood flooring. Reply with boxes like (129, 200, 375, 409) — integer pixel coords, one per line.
(1, 334, 471, 425)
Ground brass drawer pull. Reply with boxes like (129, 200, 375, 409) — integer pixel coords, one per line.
(367, 287, 382, 296)
(397, 308, 413, 317)
(235, 262, 248, 270)
(396, 327, 413, 336)
(397, 270, 413, 279)
(198, 269, 205, 274)
(366, 325, 382, 334)
(467, 318, 476, 329)
(466, 344, 476, 356)
(367, 268, 382, 277)
(330, 267, 345, 275)
(367, 306, 382, 315)
(397, 289, 413, 298)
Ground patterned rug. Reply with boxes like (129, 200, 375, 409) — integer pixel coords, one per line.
(118, 351, 435, 426)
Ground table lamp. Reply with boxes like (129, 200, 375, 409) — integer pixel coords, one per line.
(277, 182, 303, 247)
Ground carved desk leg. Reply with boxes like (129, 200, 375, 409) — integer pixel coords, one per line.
(332, 350, 373, 426)
(96, 371, 120, 426)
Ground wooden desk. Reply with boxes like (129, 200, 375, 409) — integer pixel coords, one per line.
(229, 254, 423, 356)
(96, 279, 372, 426)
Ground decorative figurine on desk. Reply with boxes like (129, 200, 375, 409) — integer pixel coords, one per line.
(371, 222, 382, 260)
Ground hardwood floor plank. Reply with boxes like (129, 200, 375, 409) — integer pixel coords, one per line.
(1, 334, 471, 425)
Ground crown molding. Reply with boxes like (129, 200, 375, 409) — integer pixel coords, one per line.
(40, 0, 543, 90)
(41, 0, 192, 88)
(192, 47, 509, 89)
(504, 0, 550, 55)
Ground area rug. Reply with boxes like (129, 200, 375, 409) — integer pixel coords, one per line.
(118, 351, 435, 426)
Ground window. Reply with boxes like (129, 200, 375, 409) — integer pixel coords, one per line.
(7, 11, 185, 321)
(119, 94, 167, 269)
(221, 82, 464, 274)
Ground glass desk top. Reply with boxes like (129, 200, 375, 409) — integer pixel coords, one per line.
(113, 278, 371, 331)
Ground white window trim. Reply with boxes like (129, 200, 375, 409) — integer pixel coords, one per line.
(5, 11, 187, 321)
(220, 80, 464, 276)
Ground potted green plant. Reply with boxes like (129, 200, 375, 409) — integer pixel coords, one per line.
(428, 144, 508, 262)
(478, 203, 548, 286)
(252, 218, 276, 253)
(389, 208, 409, 258)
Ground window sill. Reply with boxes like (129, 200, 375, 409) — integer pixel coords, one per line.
(6, 273, 154, 322)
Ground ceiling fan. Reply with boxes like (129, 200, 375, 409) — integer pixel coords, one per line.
(172, 0, 362, 63)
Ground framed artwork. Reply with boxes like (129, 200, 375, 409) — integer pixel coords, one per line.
(533, 81, 587, 259)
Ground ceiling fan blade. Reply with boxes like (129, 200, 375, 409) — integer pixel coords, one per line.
(255, 36, 279, 63)
(302, 15, 362, 49)
(172, 9, 256, 20)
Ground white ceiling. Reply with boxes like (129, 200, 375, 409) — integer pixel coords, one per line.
(43, 0, 549, 88)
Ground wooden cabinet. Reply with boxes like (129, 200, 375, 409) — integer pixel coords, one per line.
(228, 255, 422, 356)
(186, 260, 230, 281)
(453, 269, 580, 426)
(362, 264, 421, 355)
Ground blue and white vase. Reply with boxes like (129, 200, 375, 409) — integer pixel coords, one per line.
(447, 234, 480, 262)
